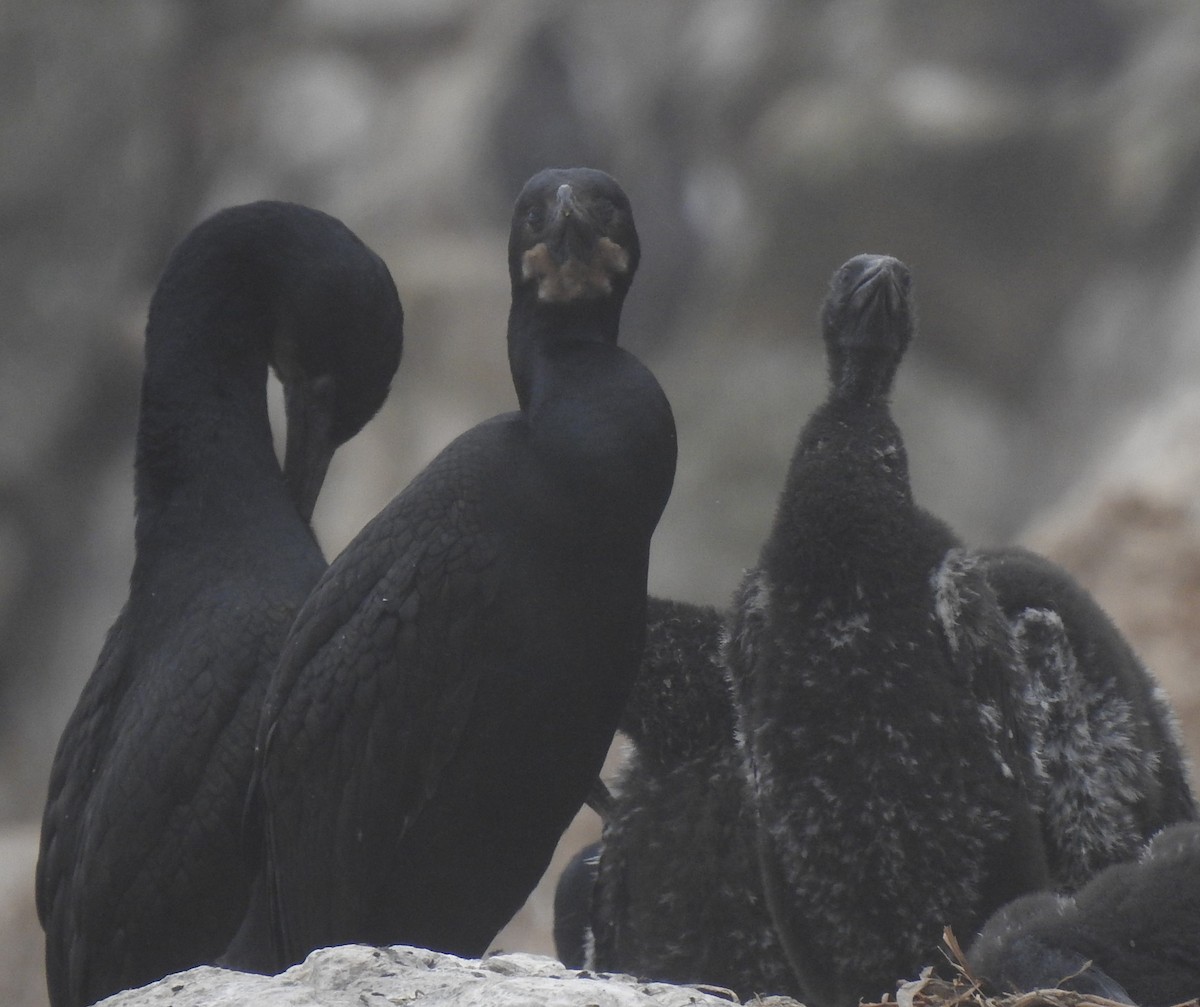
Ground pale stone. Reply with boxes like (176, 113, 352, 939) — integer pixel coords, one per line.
(96, 945, 802, 1007)
(1021, 386, 1200, 766)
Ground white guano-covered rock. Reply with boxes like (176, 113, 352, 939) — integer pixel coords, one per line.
(96, 945, 804, 1007)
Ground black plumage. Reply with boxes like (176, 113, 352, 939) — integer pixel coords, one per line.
(978, 545, 1197, 888)
(223, 167, 677, 972)
(589, 731, 790, 995)
(969, 822, 1200, 1006)
(35, 201, 403, 1007)
(566, 595, 792, 995)
(552, 596, 729, 971)
(726, 254, 1049, 1007)
(569, 255, 1196, 1003)
(618, 596, 729, 768)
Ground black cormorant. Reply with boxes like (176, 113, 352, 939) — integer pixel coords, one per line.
(979, 545, 1196, 888)
(35, 201, 403, 1007)
(726, 254, 1049, 1007)
(567, 257, 1195, 1003)
(969, 822, 1200, 1006)
(223, 167, 677, 972)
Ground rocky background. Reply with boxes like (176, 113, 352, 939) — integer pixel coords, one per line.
(5, 2, 1200, 1005)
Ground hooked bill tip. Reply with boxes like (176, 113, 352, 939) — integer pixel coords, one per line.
(556, 183, 575, 217)
(842, 254, 909, 310)
(850, 253, 904, 282)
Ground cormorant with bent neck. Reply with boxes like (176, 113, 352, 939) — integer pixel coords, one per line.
(36, 201, 403, 1007)
(223, 167, 677, 972)
(727, 254, 1049, 1007)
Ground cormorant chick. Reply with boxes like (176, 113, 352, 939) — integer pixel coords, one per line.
(36, 202, 403, 1007)
(727, 255, 1048, 1007)
(556, 595, 791, 995)
(568, 260, 1195, 1003)
(588, 736, 791, 994)
(619, 596, 729, 768)
(223, 168, 677, 972)
(969, 822, 1200, 1006)
(980, 546, 1196, 889)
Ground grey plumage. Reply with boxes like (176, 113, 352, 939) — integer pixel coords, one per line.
(728, 255, 1049, 1007)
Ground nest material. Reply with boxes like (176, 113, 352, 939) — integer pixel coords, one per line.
(594, 928, 1198, 1007)
(860, 930, 1199, 1007)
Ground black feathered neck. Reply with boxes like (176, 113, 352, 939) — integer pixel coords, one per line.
(761, 398, 920, 595)
(496, 168, 675, 539)
(762, 254, 926, 593)
(506, 296, 627, 412)
(134, 216, 284, 557)
(132, 201, 401, 562)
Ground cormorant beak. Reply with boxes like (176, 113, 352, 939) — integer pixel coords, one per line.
(554, 183, 580, 218)
(849, 256, 905, 315)
(283, 375, 337, 525)
(547, 184, 596, 266)
(846, 255, 910, 350)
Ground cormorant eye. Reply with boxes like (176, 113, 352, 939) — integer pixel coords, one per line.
(592, 198, 617, 227)
(526, 204, 546, 231)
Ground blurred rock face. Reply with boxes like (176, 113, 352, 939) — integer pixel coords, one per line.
(6, 3, 1200, 1005)
(1023, 388, 1200, 760)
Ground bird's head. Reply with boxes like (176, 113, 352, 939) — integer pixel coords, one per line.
(261, 203, 404, 521)
(821, 253, 914, 402)
(508, 167, 639, 309)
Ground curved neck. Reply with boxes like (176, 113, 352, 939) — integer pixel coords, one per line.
(826, 346, 899, 406)
(506, 288, 623, 412)
(132, 272, 289, 563)
(513, 353, 675, 551)
(501, 278, 673, 543)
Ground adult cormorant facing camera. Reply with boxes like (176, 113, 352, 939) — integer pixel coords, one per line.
(36, 201, 403, 1007)
(727, 254, 1049, 1007)
(223, 167, 677, 972)
(969, 822, 1200, 1006)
